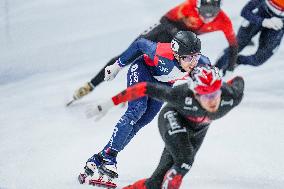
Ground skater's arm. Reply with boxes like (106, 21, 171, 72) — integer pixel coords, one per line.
(222, 76, 245, 106)
(241, 0, 264, 26)
(118, 38, 157, 67)
(111, 82, 184, 105)
(85, 82, 182, 119)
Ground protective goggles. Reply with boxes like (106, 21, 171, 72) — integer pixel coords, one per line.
(199, 89, 221, 101)
(179, 53, 201, 62)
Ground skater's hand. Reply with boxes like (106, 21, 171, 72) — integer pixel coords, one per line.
(104, 60, 122, 81)
(262, 17, 283, 30)
(85, 100, 114, 121)
(73, 82, 94, 100)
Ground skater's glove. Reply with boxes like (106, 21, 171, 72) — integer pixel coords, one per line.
(262, 17, 283, 30)
(85, 100, 114, 121)
(73, 82, 94, 100)
(104, 60, 122, 81)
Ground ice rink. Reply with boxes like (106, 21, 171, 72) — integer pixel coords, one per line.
(0, 0, 284, 188)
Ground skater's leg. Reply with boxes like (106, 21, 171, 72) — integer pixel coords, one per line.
(236, 22, 261, 52)
(157, 110, 209, 189)
(121, 98, 163, 149)
(84, 58, 155, 181)
(145, 148, 174, 189)
(237, 28, 284, 66)
(104, 96, 148, 152)
(102, 58, 159, 153)
(140, 23, 173, 43)
(215, 22, 261, 70)
(82, 96, 148, 183)
(122, 148, 173, 189)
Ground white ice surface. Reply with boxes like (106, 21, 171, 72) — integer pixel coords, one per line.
(0, 0, 284, 188)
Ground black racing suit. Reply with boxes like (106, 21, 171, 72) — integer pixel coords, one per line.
(135, 77, 244, 188)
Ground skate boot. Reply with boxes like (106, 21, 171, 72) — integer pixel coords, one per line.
(78, 153, 103, 184)
(88, 155, 118, 188)
(161, 169, 183, 189)
(99, 151, 118, 177)
(78, 150, 118, 188)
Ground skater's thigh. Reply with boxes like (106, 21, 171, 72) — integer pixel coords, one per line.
(139, 23, 172, 43)
(237, 23, 261, 50)
(157, 109, 196, 164)
(258, 29, 284, 52)
(132, 98, 164, 133)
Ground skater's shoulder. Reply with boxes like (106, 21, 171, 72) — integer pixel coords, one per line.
(155, 42, 174, 60)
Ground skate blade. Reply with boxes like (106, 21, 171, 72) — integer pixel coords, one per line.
(89, 179, 117, 188)
(66, 99, 75, 107)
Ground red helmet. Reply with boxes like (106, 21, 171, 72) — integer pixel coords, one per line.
(189, 65, 222, 95)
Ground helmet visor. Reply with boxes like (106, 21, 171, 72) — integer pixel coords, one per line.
(199, 5, 220, 19)
(179, 53, 201, 62)
(199, 89, 221, 101)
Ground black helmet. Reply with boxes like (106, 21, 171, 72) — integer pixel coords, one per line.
(197, 0, 221, 19)
(171, 31, 201, 56)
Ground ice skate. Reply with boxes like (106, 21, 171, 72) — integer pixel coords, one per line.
(78, 153, 103, 184)
(78, 153, 118, 188)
